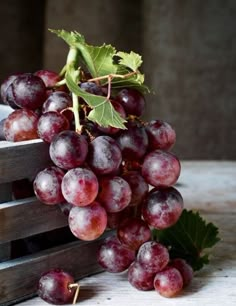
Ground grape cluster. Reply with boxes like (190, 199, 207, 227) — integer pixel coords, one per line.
(1, 69, 192, 302)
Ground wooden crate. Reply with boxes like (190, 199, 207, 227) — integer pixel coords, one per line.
(0, 139, 110, 305)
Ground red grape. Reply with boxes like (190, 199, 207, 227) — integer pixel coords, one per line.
(170, 258, 193, 287)
(142, 150, 181, 187)
(97, 236, 135, 272)
(117, 218, 151, 250)
(98, 176, 131, 213)
(142, 187, 184, 229)
(0, 73, 21, 108)
(33, 167, 65, 205)
(122, 171, 148, 206)
(37, 111, 70, 143)
(61, 167, 98, 206)
(137, 241, 169, 274)
(38, 269, 76, 304)
(11, 73, 46, 110)
(128, 261, 154, 290)
(154, 266, 183, 297)
(68, 201, 107, 241)
(87, 136, 122, 175)
(49, 130, 88, 170)
(35, 70, 62, 89)
(116, 88, 145, 117)
(4, 109, 39, 141)
(145, 120, 176, 151)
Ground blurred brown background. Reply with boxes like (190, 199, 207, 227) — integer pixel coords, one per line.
(0, 0, 236, 159)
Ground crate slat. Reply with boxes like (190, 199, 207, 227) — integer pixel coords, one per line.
(0, 139, 51, 184)
(0, 232, 112, 305)
(0, 197, 68, 243)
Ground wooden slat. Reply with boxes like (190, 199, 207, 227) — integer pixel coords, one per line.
(0, 231, 113, 305)
(0, 197, 68, 243)
(0, 139, 51, 184)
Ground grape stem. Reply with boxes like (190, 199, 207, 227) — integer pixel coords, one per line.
(68, 283, 80, 304)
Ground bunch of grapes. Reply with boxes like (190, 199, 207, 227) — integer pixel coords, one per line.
(1, 65, 193, 303)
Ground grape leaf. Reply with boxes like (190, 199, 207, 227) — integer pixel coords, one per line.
(116, 51, 143, 71)
(50, 29, 118, 79)
(65, 69, 126, 129)
(152, 209, 220, 271)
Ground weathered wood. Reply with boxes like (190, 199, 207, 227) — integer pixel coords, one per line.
(0, 242, 11, 262)
(0, 197, 68, 243)
(0, 139, 51, 184)
(0, 183, 12, 203)
(0, 231, 112, 306)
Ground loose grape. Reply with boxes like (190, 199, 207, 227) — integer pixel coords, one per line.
(154, 267, 183, 297)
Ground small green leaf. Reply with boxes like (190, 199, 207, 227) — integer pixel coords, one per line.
(65, 68, 126, 129)
(116, 51, 143, 71)
(153, 209, 220, 271)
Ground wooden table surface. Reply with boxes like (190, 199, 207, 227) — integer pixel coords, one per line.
(17, 161, 236, 306)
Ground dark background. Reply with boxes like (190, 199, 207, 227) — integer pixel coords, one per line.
(1, 0, 236, 159)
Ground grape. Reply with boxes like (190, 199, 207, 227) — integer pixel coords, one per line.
(37, 111, 70, 143)
(42, 91, 73, 122)
(49, 130, 88, 170)
(116, 125, 148, 161)
(38, 269, 76, 304)
(97, 100, 126, 134)
(97, 236, 135, 272)
(11, 73, 46, 110)
(35, 70, 62, 89)
(87, 136, 122, 175)
(122, 171, 148, 206)
(80, 81, 103, 95)
(33, 167, 65, 205)
(137, 241, 169, 274)
(142, 150, 181, 187)
(0, 73, 21, 108)
(170, 258, 193, 287)
(116, 88, 145, 116)
(68, 201, 107, 240)
(142, 187, 184, 229)
(4, 109, 39, 141)
(117, 218, 151, 250)
(107, 206, 134, 229)
(145, 120, 176, 151)
(154, 267, 183, 297)
(128, 261, 154, 291)
(61, 167, 98, 206)
(98, 176, 131, 213)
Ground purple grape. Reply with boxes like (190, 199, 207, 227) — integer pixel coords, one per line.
(97, 236, 135, 273)
(116, 125, 148, 161)
(4, 109, 39, 141)
(98, 176, 131, 213)
(11, 73, 46, 110)
(117, 218, 151, 250)
(33, 167, 65, 205)
(170, 258, 194, 287)
(145, 120, 176, 151)
(0, 73, 21, 108)
(68, 201, 107, 241)
(137, 241, 169, 274)
(38, 269, 76, 304)
(142, 187, 184, 229)
(35, 70, 62, 89)
(122, 171, 149, 206)
(142, 150, 181, 187)
(128, 261, 154, 290)
(154, 267, 183, 297)
(61, 167, 98, 206)
(80, 81, 103, 95)
(87, 136, 122, 175)
(37, 111, 70, 143)
(116, 88, 145, 116)
(49, 130, 88, 170)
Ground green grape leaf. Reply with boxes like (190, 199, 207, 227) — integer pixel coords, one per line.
(50, 29, 118, 79)
(116, 51, 143, 71)
(152, 209, 220, 271)
(65, 68, 126, 129)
